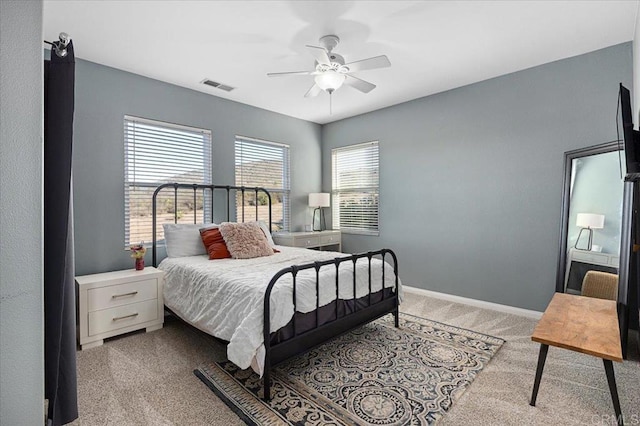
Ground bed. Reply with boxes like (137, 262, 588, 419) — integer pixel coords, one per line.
(152, 183, 401, 400)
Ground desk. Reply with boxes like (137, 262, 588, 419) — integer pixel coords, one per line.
(565, 248, 618, 294)
(530, 293, 623, 424)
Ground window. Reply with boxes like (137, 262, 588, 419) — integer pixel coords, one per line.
(124, 116, 212, 246)
(235, 136, 290, 231)
(332, 141, 379, 235)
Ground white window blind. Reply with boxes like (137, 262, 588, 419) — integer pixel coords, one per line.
(124, 116, 212, 246)
(235, 136, 290, 231)
(332, 141, 379, 235)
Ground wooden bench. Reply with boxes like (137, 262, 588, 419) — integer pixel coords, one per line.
(530, 292, 623, 425)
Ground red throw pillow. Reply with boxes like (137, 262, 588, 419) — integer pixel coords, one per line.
(200, 227, 231, 260)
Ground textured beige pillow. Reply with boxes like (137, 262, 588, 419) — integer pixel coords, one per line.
(219, 222, 274, 259)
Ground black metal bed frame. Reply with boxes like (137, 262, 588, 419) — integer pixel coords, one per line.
(151, 183, 400, 400)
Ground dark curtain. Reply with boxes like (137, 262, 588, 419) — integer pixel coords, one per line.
(44, 41, 78, 425)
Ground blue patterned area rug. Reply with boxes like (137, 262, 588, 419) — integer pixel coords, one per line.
(194, 313, 504, 425)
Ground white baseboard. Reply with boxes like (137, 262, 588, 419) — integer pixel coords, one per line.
(403, 285, 543, 319)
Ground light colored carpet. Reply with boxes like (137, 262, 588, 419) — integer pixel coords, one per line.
(70, 293, 639, 425)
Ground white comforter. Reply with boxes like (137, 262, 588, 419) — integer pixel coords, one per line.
(159, 246, 402, 375)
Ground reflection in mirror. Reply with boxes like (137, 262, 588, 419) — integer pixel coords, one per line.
(564, 150, 623, 295)
(568, 152, 623, 254)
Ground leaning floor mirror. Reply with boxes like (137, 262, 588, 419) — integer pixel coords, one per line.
(555, 141, 634, 353)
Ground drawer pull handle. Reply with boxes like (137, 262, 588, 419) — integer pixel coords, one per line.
(112, 313, 138, 321)
(112, 291, 138, 299)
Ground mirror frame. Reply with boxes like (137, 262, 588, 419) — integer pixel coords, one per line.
(555, 141, 633, 298)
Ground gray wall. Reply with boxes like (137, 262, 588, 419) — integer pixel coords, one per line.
(567, 151, 623, 255)
(73, 59, 322, 275)
(322, 43, 632, 312)
(0, 0, 44, 423)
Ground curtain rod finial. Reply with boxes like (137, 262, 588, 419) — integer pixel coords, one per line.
(58, 32, 70, 47)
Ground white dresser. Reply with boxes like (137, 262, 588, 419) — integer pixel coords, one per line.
(273, 230, 341, 252)
(76, 267, 164, 350)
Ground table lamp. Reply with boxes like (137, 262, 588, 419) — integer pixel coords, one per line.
(309, 193, 330, 231)
(574, 213, 605, 251)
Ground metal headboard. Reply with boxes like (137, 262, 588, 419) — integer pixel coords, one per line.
(151, 183, 272, 266)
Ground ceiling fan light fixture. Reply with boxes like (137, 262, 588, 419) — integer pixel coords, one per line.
(267, 34, 390, 99)
(314, 71, 346, 93)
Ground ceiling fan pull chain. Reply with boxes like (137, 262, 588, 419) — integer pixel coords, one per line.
(330, 92, 333, 115)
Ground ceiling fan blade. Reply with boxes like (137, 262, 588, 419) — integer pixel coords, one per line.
(304, 84, 322, 98)
(344, 55, 391, 72)
(344, 75, 376, 93)
(267, 70, 314, 77)
(305, 45, 331, 65)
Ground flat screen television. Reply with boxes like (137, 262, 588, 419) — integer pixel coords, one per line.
(618, 83, 640, 181)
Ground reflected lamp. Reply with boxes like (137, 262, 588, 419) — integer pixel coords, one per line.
(574, 213, 605, 251)
(309, 193, 330, 231)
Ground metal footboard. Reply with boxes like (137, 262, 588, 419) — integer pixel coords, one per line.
(262, 249, 399, 400)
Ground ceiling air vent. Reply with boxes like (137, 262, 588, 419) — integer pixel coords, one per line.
(201, 79, 235, 92)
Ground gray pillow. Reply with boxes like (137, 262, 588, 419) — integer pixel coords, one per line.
(256, 220, 276, 247)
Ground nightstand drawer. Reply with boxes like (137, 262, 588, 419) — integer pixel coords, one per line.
(88, 299, 158, 336)
(87, 278, 157, 312)
(295, 236, 320, 248)
(320, 234, 339, 245)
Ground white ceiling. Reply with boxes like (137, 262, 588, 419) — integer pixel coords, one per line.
(43, 1, 639, 125)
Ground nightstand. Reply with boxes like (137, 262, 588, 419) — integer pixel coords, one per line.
(76, 267, 164, 350)
(272, 230, 341, 252)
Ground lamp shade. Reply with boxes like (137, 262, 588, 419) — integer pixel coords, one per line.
(576, 213, 605, 229)
(309, 193, 330, 208)
(314, 71, 346, 92)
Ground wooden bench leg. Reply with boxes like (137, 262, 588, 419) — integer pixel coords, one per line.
(530, 344, 548, 406)
(603, 359, 623, 426)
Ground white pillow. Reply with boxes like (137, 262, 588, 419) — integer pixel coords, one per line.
(256, 220, 275, 247)
(163, 223, 217, 257)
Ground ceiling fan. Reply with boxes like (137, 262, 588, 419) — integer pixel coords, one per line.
(267, 35, 391, 98)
